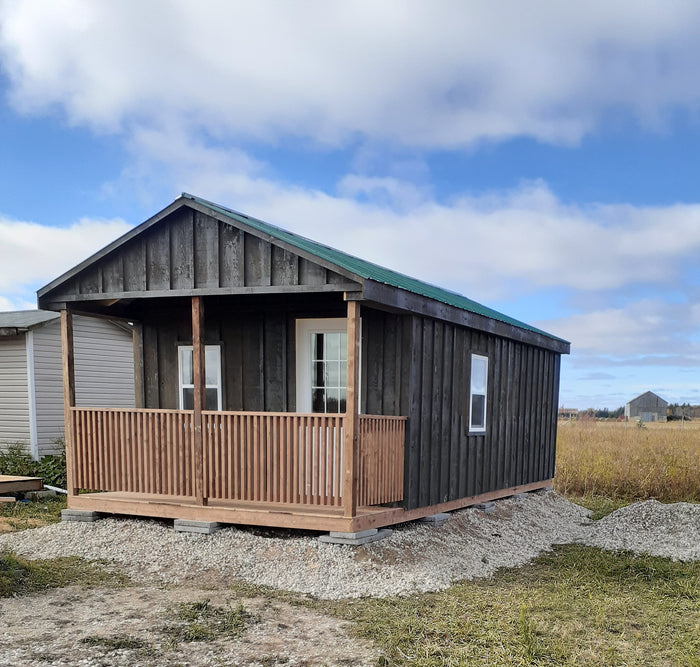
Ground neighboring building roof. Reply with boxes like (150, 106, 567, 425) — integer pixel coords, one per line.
(0, 310, 59, 335)
(626, 391, 668, 406)
(182, 194, 567, 344)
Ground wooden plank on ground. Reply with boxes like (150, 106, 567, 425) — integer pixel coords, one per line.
(0, 475, 43, 494)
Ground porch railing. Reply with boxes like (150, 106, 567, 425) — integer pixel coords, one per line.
(69, 408, 405, 508)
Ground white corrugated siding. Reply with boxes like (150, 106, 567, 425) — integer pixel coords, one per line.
(74, 317, 135, 408)
(0, 334, 31, 450)
(32, 319, 65, 456)
(33, 316, 135, 456)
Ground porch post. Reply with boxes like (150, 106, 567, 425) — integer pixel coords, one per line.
(132, 322, 145, 409)
(191, 296, 207, 506)
(60, 309, 78, 497)
(343, 300, 361, 518)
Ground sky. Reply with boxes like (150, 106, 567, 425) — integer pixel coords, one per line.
(1, 0, 699, 410)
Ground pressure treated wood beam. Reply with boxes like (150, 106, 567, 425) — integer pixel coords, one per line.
(343, 300, 361, 518)
(60, 309, 78, 496)
(192, 296, 207, 506)
(132, 322, 145, 408)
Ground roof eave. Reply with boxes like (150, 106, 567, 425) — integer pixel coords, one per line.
(359, 279, 571, 354)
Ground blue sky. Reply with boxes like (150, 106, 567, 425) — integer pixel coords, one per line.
(1, 1, 699, 410)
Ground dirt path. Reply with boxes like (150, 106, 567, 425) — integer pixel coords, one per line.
(0, 584, 378, 666)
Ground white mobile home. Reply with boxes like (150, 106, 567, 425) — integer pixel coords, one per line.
(0, 311, 135, 459)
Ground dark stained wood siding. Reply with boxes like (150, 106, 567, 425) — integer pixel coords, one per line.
(139, 295, 346, 412)
(42, 209, 358, 304)
(360, 308, 561, 511)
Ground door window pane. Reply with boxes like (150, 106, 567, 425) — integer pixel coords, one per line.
(310, 331, 347, 413)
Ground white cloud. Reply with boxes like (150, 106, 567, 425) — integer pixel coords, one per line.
(542, 300, 700, 356)
(0, 215, 132, 305)
(3, 1, 700, 147)
(101, 126, 700, 302)
(0, 295, 35, 312)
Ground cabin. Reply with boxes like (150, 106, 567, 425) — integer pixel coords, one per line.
(625, 391, 668, 423)
(37, 193, 570, 534)
(0, 310, 134, 459)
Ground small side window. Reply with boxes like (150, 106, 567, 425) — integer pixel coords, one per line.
(469, 354, 488, 433)
(178, 345, 222, 411)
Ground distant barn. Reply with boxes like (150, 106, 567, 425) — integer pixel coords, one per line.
(625, 391, 668, 423)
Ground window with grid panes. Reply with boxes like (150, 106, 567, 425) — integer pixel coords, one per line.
(311, 331, 347, 413)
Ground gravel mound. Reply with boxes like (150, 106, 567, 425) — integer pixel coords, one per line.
(581, 499, 700, 561)
(1, 492, 696, 599)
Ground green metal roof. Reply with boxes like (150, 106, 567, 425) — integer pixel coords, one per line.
(183, 193, 566, 343)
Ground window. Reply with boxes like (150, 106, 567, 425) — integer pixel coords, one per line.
(469, 354, 488, 433)
(296, 319, 349, 413)
(178, 345, 222, 410)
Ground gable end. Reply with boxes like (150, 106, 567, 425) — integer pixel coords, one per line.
(38, 206, 362, 308)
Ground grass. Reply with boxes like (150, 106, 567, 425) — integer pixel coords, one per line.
(563, 494, 629, 520)
(162, 598, 255, 643)
(0, 495, 66, 531)
(80, 635, 150, 650)
(310, 544, 700, 667)
(555, 420, 700, 504)
(0, 549, 128, 597)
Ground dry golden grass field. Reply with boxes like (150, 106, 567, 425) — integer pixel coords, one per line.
(555, 419, 700, 503)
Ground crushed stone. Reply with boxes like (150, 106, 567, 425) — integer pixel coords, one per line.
(581, 499, 700, 561)
(0, 491, 697, 600)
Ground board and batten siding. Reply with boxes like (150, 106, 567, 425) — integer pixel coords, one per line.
(41, 207, 359, 307)
(31, 316, 135, 457)
(139, 295, 346, 412)
(139, 301, 560, 511)
(361, 308, 560, 511)
(0, 334, 31, 450)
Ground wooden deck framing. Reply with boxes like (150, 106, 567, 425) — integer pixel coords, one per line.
(67, 479, 553, 533)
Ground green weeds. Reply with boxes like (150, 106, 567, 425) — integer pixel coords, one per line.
(309, 544, 699, 667)
(0, 549, 128, 597)
(80, 635, 149, 650)
(0, 495, 66, 531)
(162, 598, 256, 643)
(0, 441, 66, 488)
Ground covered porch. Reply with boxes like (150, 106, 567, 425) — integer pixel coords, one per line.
(60, 297, 407, 533)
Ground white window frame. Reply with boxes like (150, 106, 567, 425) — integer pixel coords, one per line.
(178, 344, 223, 411)
(296, 318, 361, 414)
(469, 353, 488, 433)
